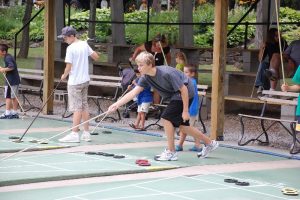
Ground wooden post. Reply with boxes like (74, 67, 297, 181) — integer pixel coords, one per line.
(211, 0, 228, 140)
(43, 0, 55, 114)
(178, 0, 193, 47)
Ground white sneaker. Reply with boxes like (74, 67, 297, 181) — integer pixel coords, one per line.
(197, 140, 219, 158)
(155, 149, 178, 161)
(81, 131, 91, 142)
(58, 132, 80, 143)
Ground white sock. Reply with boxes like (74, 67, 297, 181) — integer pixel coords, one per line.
(5, 110, 11, 115)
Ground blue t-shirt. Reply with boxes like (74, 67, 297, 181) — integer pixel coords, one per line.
(3, 54, 20, 86)
(135, 77, 153, 105)
(189, 78, 199, 117)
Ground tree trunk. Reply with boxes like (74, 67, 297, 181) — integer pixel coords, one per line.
(18, 0, 33, 58)
(88, 0, 97, 40)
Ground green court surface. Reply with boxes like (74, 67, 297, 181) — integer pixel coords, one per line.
(0, 168, 299, 200)
(0, 117, 165, 153)
(0, 117, 71, 130)
(0, 146, 290, 186)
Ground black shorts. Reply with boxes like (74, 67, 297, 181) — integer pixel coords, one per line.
(161, 99, 192, 128)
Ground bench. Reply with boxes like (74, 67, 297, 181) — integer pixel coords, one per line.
(18, 68, 44, 111)
(144, 84, 208, 132)
(61, 74, 122, 121)
(238, 90, 299, 154)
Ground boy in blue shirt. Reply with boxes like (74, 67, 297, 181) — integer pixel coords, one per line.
(176, 65, 202, 152)
(129, 69, 153, 131)
(0, 44, 21, 119)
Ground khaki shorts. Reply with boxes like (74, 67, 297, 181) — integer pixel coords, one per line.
(68, 82, 89, 112)
(137, 102, 151, 113)
(4, 85, 19, 99)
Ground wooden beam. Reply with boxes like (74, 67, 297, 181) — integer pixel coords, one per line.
(43, 0, 55, 114)
(211, 0, 228, 140)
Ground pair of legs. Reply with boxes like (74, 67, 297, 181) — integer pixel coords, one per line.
(134, 111, 146, 129)
(163, 119, 211, 152)
(133, 102, 150, 130)
(161, 100, 212, 153)
(1, 85, 19, 118)
(269, 53, 296, 89)
(5, 98, 18, 113)
(69, 82, 90, 133)
(59, 82, 90, 143)
(255, 60, 270, 91)
(177, 116, 201, 151)
(72, 110, 89, 132)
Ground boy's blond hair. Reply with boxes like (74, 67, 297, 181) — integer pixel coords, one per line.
(135, 51, 155, 67)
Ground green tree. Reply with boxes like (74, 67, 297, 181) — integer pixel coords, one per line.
(18, 0, 33, 58)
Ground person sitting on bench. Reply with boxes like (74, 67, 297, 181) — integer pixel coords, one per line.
(266, 39, 300, 90)
(255, 28, 287, 94)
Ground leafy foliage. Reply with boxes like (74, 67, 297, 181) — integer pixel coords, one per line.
(0, 4, 299, 48)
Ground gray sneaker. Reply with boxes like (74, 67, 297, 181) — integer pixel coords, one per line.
(197, 140, 219, 158)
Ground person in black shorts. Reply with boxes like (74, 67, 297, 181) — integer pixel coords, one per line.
(108, 51, 219, 161)
(0, 44, 20, 119)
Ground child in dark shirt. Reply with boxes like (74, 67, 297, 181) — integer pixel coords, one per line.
(0, 44, 21, 119)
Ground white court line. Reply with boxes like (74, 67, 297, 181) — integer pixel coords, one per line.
(17, 158, 72, 172)
(0, 159, 117, 169)
(68, 152, 141, 169)
(73, 151, 179, 167)
(54, 176, 181, 200)
(213, 173, 288, 189)
(71, 152, 179, 169)
(187, 175, 293, 200)
(135, 185, 200, 200)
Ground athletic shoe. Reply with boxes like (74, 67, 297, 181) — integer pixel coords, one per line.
(81, 131, 91, 142)
(59, 132, 80, 143)
(197, 140, 219, 158)
(155, 149, 178, 161)
(0, 113, 12, 119)
(175, 145, 183, 151)
(189, 145, 202, 152)
(11, 113, 19, 119)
